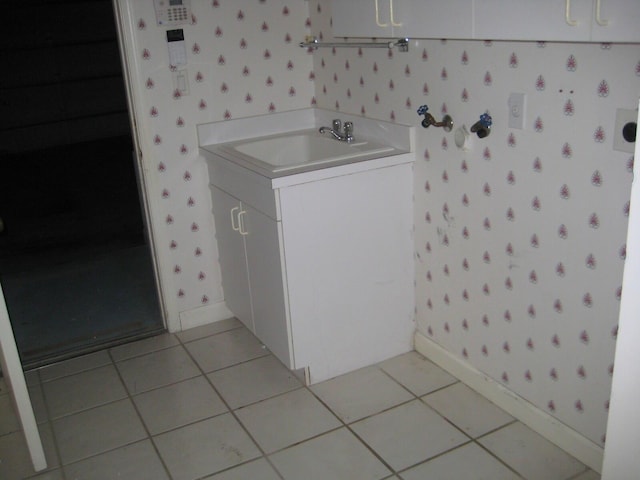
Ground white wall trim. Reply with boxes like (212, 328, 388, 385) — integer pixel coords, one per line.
(414, 331, 604, 473)
(177, 301, 233, 332)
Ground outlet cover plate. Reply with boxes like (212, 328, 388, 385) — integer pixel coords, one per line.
(508, 93, 526, 130)
(613, 108, 637, 153)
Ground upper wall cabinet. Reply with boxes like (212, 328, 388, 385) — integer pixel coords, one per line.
(332, 0, 640, 43)
(331, 0, 474, 40)
(475, 0, 640, 43)
(590, 0, 640, 42)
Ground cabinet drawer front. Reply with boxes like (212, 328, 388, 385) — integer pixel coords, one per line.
(205, 153, 279, 220)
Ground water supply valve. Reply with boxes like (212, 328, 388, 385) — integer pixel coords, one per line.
(417, 105, 453, 132)
(470, 113, 492, 139)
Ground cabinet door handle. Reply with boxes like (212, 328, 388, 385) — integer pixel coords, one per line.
(238, 210, 249, 236)
(389, 0, 402, 27)
(595, 0, 609, 26)
(565, 0, 578, 26)
(374, 0, 389, 27)
(230, 206, 240, 232)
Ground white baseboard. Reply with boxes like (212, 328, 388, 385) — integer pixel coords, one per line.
(414, 331, 604, 473)
(177, 301, 233, 332)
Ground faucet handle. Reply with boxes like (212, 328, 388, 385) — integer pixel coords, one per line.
(332, 119, 342, 132)
(343, 121, 354, 142)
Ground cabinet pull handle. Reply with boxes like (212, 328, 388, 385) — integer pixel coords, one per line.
(595, 0, 609, 26)
(389, 0, 402, 27)
(230, 206, 240, 232)
(374, 0, 389, 27)
(565, 0, 578, 26)
(238, 210, 249, 236)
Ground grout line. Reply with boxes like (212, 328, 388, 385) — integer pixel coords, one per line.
(472, 431, 527, 480)
(106, 343, 175, 480)
(393, 439, 476, 477)
(175, 331, 286, 480)
(175, 321, 244, 346)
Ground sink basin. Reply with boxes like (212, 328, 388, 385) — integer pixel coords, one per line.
(218, 131, 396, 173)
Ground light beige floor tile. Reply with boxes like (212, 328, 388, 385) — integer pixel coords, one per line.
(28, 383, 49, 424)
(0, 393, 21, 435)
(185, 327, 269, 373)
(235, 387, 341, 453)
(154, 413, 261, 480)
(204, 458, 281, 480)
(25, 369, 41, 387)
(177, 317, 243, 344)
(422, 383, 514, 438)
(478, 422, 586, 480)
(208, 355, 301, 409)
(133, 376, 227, 435)
(26, 469, 65, 479)
(63, 439, 169, 480)
(379, 352, 458, 396)
(39, 350, 111, 382)
(310, 366, 414, 423)
(351, 399, 468, 471)
(52, 398, 147, 464)
(116, 345, 200, 395)
(109, 333, 180, 362)
(400, 442, 520, 480)
(43, 364, 127, 419)
(0, 422, 59, 479)
(269, 427, 391, 480)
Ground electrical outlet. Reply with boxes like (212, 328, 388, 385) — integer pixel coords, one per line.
(508, 93, 526, 130)
(613, 108, 637, 153)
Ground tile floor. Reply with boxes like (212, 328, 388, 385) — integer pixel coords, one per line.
(1, 318, 601, 480)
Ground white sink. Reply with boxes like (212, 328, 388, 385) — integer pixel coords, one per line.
(218, 130, 395, 173)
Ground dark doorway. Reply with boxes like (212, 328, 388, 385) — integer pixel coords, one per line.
(0, 0, 164, 368)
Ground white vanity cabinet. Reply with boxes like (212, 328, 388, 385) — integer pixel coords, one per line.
(331, 0, 474, 40)
(210, 181, 292, 368)
(474, 0, 640, 42)
(205, 147, 415, 384)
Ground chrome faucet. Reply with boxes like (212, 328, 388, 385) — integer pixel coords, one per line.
(319, 119, 354, 143)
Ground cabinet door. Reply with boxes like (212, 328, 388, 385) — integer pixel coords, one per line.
(242, 203, 293, 368)
(210, 187, 254, 331)
(474, 0, 592, 41)
(393, 0, 474, 39)
(331, 0, 394, 38)
(590, 0, 640, 42)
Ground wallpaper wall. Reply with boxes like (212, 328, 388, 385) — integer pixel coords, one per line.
(121, 0, 314, 325)
(308, 1, 639, 448)
(122, 0, 639, 449)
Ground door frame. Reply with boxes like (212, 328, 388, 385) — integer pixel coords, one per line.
(111, 0, 172, 329)
(0, 281, 46, 472)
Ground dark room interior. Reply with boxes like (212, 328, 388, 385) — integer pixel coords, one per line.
(0, 0, 164, 368)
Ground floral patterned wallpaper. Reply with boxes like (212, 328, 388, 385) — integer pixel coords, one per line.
(121, 0, 314, 325)
(309, 0, 639, 448)
(122, 0, 639, 449)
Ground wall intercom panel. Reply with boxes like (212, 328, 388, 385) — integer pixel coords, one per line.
(153, 0, 192, 26)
